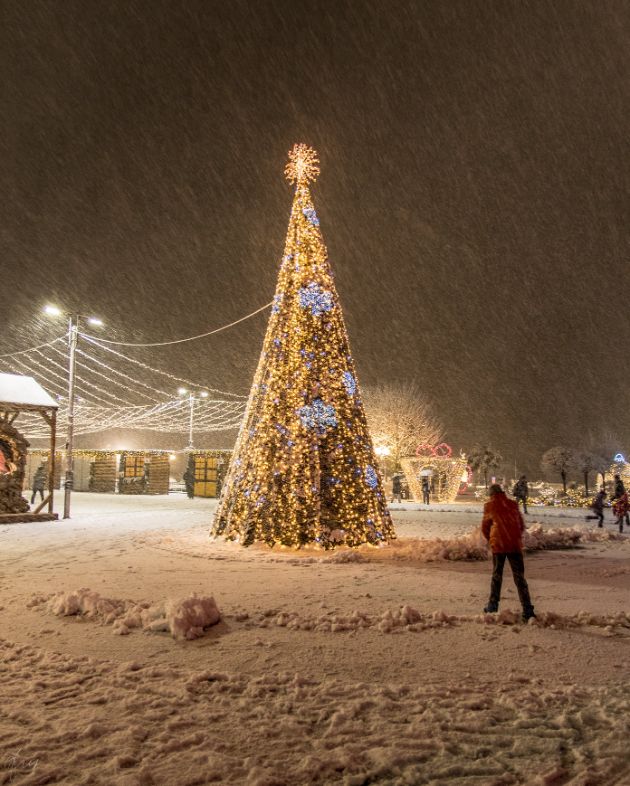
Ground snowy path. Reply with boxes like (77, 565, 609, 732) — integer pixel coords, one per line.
(1, 495, 629, 785)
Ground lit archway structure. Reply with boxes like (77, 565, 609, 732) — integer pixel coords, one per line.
(400, 444, 468, 504)
(0, 373, 58, 522)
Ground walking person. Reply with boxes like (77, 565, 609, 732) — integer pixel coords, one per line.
(422, 476, 431, 505)
(391, 474, 402, 504)
(585, 487, 606, 527)
(612, 474, 629, 528)
(613, 492, 629, 533)
(481, 484, 536, 621)
(183, 465, 195, 499)
(512, 475, 529, 514)
(30, 464, 47, 504)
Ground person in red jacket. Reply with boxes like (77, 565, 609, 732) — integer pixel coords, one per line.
(481, 484, 535, 621)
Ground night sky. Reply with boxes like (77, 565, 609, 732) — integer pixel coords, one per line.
(3, 0, 629, 472)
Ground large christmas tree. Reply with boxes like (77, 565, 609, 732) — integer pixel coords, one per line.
(212, 144, 394, 548)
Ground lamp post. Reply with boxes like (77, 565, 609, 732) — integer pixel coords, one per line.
(177, 388, 208, 450)
(44, 306, 103, 518)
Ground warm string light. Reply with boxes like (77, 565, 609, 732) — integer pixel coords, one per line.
(213, 145, 395, 549)
(0, 337, 246, 439)
(79, 335, 246, 400)
(400, 454, 468, 504)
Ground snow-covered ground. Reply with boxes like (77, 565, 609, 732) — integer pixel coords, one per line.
(1, 494, 630, 785)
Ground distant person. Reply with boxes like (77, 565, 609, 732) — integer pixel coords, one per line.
(613, 474, 626, 498)
(391, 474, 402, 504)
(422, 477, 431, 505)
(183, 466, 195, 499)
(585, 487, 606, 528)
(30, 465, 47, 504)
(612, 474, 629, 527)
(512, 475, 529, 514)
(613, 492, 629, 533)
(481, 484, 536, 622)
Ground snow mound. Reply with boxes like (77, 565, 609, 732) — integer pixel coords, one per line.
(371, 525, 625, 564)
(382, 529, 489, 562)
(323, 549, 367, 564)
(240, 604, 630, 636)
(522, 524, 624, 550)
(30, 589, 221, 640)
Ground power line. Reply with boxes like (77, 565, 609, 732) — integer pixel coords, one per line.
(79, 300, 273, 347)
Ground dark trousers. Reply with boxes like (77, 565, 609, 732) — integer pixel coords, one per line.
(516, 496, 528, 514)
(586, 512, 604, 527)
(489, 552, 532, 610)
(30, 489, 44, 504)
(422, 490, 430, 504)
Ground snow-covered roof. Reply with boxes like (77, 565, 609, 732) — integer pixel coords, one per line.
(0, 373, 59, 411)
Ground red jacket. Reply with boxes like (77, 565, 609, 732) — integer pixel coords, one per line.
(613, 493, 629, 517)
(481, 493, 525, 553)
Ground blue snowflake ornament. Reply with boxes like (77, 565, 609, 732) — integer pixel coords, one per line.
(298, 397, 337, 434)
(298, 283, 334, 316)
(302, 207, 320, 226)
(365, 465, 379, 489)
(272, 294, 283, 314)
(342, 371, 357, 397)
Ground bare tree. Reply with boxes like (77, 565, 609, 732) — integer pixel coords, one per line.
(541, 446, 576, 494)
(575, 451, 599, 496)
(362, 382, 443, 469)
(467, 445, 503, 489)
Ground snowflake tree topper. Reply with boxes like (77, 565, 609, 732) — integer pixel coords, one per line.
(285, 143, 320, 186)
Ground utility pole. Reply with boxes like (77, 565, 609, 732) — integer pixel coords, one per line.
(63, 314, 79, 519)
(178, 388, 208, 451)
(187, 392, 195, 450)
(44, 305, 102, 519)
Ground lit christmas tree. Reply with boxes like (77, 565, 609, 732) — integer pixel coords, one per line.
(212, 144, 394, 548)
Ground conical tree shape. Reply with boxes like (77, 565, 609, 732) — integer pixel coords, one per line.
(212, 144, 395, 548)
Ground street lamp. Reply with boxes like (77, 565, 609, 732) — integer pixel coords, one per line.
(44, 305, 104, 519)
(178, 388, 208, 450)
(375, 445, 391, 483)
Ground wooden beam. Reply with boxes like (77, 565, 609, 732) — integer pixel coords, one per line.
(33, 493, 52, 515)
(39, 410, 54, 427)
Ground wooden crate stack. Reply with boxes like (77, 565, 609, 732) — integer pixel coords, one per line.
(89, 455, 117, 493)
(147, 454, 170, 495)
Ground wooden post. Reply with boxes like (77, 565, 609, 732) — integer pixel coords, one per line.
(38, 408, 58, 517)
(48, 408, 56, 515)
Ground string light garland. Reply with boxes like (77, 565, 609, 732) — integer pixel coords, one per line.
(79, 335, 246, 400)
(212, 144, 395, 549)
(0, 335, 245, 439)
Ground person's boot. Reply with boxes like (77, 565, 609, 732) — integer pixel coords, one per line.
(484, 603, 498, 613)
(522, 605, 536, 622)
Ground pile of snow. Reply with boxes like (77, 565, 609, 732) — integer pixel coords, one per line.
(29, 589, 220, 640)
(382, 529, 490, 562)
(522, 524, 623, 550)
(365, 525, 625, 564)
(236, 604, 630, 636)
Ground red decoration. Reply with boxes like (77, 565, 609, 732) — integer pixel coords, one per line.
(415, 443, 453, 459)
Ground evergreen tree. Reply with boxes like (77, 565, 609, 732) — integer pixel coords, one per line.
(212, 145, 394, 548)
